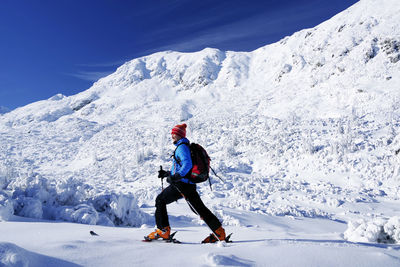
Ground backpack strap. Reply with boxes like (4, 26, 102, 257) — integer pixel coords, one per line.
(210, 166, 224, 182)
(171, 142, 192, 179)
(171, 142, 189, 167)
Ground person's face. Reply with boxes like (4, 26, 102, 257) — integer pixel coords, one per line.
(172, 134, 181, 143)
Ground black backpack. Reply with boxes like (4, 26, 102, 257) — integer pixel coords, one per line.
(173, 143, 222, 189)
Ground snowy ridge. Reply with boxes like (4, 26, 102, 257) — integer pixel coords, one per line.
(1, 0, 400, 246)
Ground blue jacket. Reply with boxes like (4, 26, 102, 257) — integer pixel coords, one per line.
(171, 137, 193, 184)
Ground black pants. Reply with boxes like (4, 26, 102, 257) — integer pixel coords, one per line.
(155, 182, 222, 232)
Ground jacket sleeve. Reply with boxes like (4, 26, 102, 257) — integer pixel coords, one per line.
(175, 144, 193, 177)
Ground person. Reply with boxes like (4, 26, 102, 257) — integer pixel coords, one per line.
(146, 123, 226, 243)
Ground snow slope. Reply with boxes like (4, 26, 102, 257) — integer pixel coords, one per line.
(1, 209, 400, 267)
(1, 0, 400, 265)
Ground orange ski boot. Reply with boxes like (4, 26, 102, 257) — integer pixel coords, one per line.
(202, 226, 226, 243)
(146, 226, 171, 240)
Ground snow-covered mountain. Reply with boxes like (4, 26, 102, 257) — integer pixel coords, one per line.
(1, 0, 400, 246)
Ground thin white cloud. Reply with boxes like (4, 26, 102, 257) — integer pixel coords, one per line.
(145, 12, 289, 53)
(76, 60, 127, 68)
(66, 71, 114, 82)
(0, 105, 10, 114)
(139, 1, 342, 54)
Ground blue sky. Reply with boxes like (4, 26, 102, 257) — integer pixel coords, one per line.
(0, 0, 358, 110)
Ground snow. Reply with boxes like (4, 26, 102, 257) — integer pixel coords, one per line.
(1, 209, 400, 267)
(1, 0, 400, 265)
(344, 216, 400, 244)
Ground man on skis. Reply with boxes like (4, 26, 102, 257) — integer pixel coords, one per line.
(146, 123, 226, 243)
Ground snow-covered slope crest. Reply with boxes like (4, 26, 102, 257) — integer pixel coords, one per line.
(1, 0, 400, 233)
(2, 0, 399, 125)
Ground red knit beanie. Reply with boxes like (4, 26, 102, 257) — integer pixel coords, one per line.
(171, 123, 187, 138)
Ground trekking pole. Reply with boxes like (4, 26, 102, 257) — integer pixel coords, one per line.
(159, 166, 222, 242)
(170, 182, 222, 242)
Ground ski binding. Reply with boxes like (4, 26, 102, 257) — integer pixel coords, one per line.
(143, 231, 181, 243)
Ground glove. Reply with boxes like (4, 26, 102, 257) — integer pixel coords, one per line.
(167, 173, 181, 184)
(158, 169, 169, 178)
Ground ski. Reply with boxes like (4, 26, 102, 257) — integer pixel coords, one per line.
(142, 232, 232, 244)
(225, 233, 233, 243)
(142, 231, 181, 243)
(201, 232, 233, 243)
